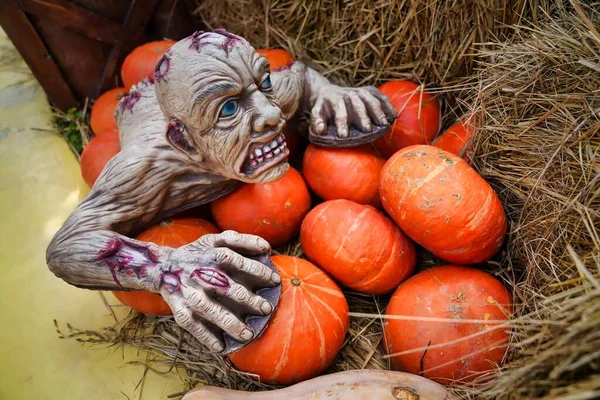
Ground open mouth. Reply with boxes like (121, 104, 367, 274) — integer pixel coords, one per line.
(242, 133, 290, 176)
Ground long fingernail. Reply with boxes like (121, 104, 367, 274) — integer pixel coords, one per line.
(241, 328, 254, 341)
(271, 272, 281, 284)
(261, 301, 273, 315)
(365, 123, 372, 132)
(380, 117, 388, 125)
(317, 122, 326, 133)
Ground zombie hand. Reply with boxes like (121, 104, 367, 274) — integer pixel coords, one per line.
(306, 77, 397, 147)
(151, 231, 281, 354)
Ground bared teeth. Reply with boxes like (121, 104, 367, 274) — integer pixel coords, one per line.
(257, 156, 264, 163)
(255, 148, 263, 157)
(266, 153, 273, 159)
(274, 148, 281, 155)
(277, 136, 284, 144)
(250, 160, 258, 167)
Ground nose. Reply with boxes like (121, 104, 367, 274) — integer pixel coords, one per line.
(252, 93, 281, 133)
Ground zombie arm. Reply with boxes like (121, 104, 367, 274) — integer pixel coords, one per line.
(271, 62, 397, 146)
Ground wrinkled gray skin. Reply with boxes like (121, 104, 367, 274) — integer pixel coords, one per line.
(46, 30, 396, 353)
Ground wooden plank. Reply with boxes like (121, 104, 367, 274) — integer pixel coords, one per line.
(18, 0, 123, 46)
(96, 0, 159, 95)
(0, 0, 78, 110)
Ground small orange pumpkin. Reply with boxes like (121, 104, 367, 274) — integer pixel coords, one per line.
(112, 218, 220, 316)
(300, 199, 416, 295)
(121, 40, 176, 90)
(379, 145, 507, 264)
(228, 255, 349, 385)
(211, 167, 311, 248)
(256, 48, 295, 71)
(90, 88, 127, 135)
(433, 119, 475, 163)
(384, 265, 512, 384)
(80, 129, 121, 187)
(374, 80, 441, 158)
(302, 144, 386, 207)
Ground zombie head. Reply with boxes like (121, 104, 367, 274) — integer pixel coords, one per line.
(154, 29, 289, 183)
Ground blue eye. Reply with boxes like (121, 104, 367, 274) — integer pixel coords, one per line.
(219, 99, 239, 118)
(261, 75, 272, 90)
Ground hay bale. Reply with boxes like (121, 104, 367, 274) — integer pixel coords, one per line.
(457, 1, 600, 397)
(192, 0, 549, 86)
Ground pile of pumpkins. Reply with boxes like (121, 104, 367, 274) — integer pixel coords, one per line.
(80, 40, 512, 387)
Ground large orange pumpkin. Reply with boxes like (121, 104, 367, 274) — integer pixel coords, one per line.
(90, 87, 127, 135)
(433, 119, 475, 163)
(374, 80, 441, 158)
(256, 48, 295, 71)
(300, 199, 416, 295)
(384, 265, 512, 384)
(302, 144, 386, 207)
(112, 218, 220, 316)
(80, 128, 121, 187)
(121, 40, 176, 89)
(379, 145, 507, 264)
(211, 167, 311, 248)
(228, 255, 349, 385)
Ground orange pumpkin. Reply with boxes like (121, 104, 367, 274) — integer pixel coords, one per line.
(433, 120, 475, 163)
(228, 255, 349, 385)
(80, 128, 121, 187)
(211, 167, 311, 248)
(374, 80, 441, 158)
(300, 199, 416, 295)
(121, 40, 176, 90)
(90, 87, 127, 135)
(112, 218, 220, 316)
(379, 145, 507, 264)
(256, 48, 295, 71)
(302, 144, 386, 207)
(384, 265, 512, 384)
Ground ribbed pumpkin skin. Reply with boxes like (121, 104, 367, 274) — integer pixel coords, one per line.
(384, 265, 512, 384)
(300, 199, 417, 295)
(256, 48, 295, 71)
(228, 255, 349, 385)
(433, 120, 474, 163)
(303, 144, 386, 208)
(211, 168, 311, 248)
(374, 80, 440, 158)
(90, 88, 127, 135)
(80, 129, 121, 187)
(379, 145, 507, 264)
(112, 218, 220, 316)
(121, 40, 176, 89)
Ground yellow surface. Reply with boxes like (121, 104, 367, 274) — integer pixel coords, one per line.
(0, 28, 183, 399)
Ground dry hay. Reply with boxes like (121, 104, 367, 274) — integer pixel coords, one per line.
(193, 0, 550, 87)
(59, 1, 600, 399)
(453, 2, 600, 397)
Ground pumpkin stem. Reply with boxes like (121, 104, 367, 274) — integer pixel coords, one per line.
(159, 219, 172, 227)
(291, 277, 301, 286)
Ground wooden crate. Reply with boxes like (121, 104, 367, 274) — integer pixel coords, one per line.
(0, 0, 203, 111)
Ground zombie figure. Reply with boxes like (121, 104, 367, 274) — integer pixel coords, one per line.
(46, 30, 396, 354)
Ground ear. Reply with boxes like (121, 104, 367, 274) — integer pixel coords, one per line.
(166, 118, 198, 156)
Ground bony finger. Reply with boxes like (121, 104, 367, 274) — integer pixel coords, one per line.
(358, 90, 388, 126)
(216, 248, 280, 285)
(170, 297, 224, 352)
(187, 292, 254, 342)
(333, 100, 349, 138)
(347, 92, 371, 132)
(310, 97, 327, 134)
(206, 230, 270, 254)
(229, 282, 274, 315)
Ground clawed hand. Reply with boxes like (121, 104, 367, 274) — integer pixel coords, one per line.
(154, 231, 281, 353)
(310, 86, 397, 138)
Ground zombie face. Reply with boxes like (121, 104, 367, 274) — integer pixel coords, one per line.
(155, 30, 289, 183)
